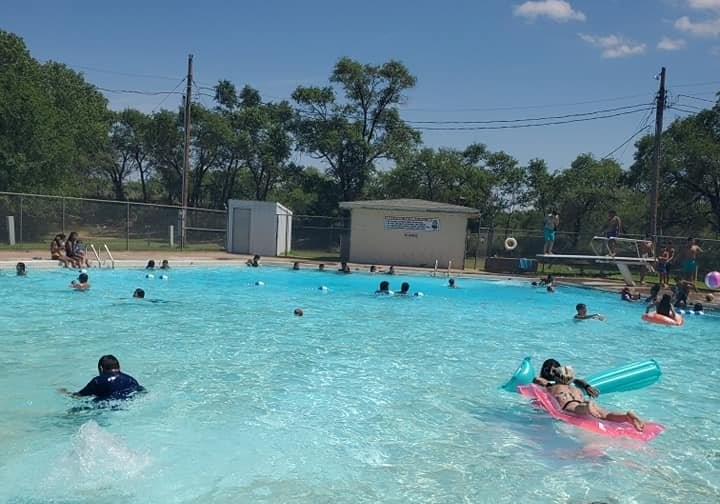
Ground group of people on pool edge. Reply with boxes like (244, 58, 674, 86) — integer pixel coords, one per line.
(50, 231, 91, 268)
(533, 358, 645, 432)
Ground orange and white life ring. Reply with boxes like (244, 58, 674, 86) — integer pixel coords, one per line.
(504, 237, 518, 251)
(642, 312, 684, 326)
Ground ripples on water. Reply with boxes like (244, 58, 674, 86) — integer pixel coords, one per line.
(0, 266, 718, 503)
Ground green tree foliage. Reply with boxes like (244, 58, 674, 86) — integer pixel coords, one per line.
(293, 57, 421, 202)
(0, 30, 108, 195)
(630, 108, 720, 236)
(554, 154, 627, 248)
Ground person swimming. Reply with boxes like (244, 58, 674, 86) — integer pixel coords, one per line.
(375, 280, 391, 294)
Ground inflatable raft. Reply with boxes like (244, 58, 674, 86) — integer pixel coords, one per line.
(502, 357, 662, 394)
(517, 384, 664, 441)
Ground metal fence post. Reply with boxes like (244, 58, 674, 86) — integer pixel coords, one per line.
(126, 201, 131, 251)
(19, 195, 23, 246)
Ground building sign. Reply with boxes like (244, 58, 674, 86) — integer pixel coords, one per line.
(384, 216, 440, 232)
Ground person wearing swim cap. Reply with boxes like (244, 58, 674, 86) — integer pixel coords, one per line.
(133, 288, 145, 298)
(533, 359, 644, 432)
(59, 355, 144, 400)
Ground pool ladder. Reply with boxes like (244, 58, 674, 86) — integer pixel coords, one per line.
(90, 243, 115, 269)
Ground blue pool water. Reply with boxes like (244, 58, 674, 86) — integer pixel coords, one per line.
(1, 265, 718, 503)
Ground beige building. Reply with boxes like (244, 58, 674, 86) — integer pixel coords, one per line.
(339, 199, 479, 269)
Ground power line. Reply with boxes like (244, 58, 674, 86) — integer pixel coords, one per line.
(400, 92, 654, 113)
(601, 108, 654, 160)
(97, 86, 184, 96)
(151, 78, 187, 113)
(677, 94, 716, 104)
(406, 103, 651, 125)
(64, 63, 183, 82)
(667, 105, 699, 115)
(414, 107, 653, 131)
(671, 80, 720, 89)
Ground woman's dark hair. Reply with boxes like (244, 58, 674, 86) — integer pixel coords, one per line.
(379, 280, 390, 291)
(146, 260, 155, 269)
(400, 282, 410, 293)
(133, 288, 145, 298)
(540, 359, 561, 380)
(78, 273, 89, 283)
(657, 294, 672, 315)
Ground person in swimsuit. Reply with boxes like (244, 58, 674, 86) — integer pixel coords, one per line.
(533, 359, 645, 432)
(50, 233, 75, 267)
(16, 262, 27, 276)
(59, 355, 144, 400)
(647, 293, 677, 318)
(574, 303, 606, 321)
(602, 210, 622, 256)
(679, 237, 703, 282)
(70, 272, 91, 290)
(543, 209, 559, 255)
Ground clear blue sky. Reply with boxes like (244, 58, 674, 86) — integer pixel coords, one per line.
(4, 0, 720, 172)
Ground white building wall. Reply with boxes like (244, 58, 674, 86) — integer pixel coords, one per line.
(348, 209, 467, 268)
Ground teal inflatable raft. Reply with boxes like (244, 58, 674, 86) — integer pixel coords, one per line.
(502, 357, 661, 394)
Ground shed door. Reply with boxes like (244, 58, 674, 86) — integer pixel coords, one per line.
(232, 208, 251, 253)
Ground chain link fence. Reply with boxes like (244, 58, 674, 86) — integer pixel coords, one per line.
(0, 192, 226, 252)
(2, 192, 718, 276)
(466, 227, 720, 279)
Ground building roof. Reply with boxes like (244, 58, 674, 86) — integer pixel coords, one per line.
(339, 198, 479, 215)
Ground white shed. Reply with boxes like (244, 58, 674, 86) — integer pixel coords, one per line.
(339, 199, 479, 268)
(226, 200, 292, 256)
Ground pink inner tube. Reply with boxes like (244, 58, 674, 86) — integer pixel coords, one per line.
(517, 384, 665, 441)
(642, 312, 684, 326)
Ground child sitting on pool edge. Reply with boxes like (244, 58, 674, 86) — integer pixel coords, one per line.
(574, 303, 605, 321)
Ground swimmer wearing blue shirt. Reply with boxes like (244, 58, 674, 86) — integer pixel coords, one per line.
(60, 355, 144, 400)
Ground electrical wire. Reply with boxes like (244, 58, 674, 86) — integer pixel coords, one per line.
(65, 63, 183, 82)
(677, 94, 716, 104)
(413, 107, 653, 131)
(601, 108, 654, 160)
(151, 78, 187, 113)
(667, 105, 699, 115)
(406, 103, 651, 125)
(399, 92, 654, 113)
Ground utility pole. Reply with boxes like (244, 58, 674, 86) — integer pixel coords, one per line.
(181, 54, 193, 250)
(649, 66, 666, 244)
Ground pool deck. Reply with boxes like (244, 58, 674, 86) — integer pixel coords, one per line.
(1, 249, 715, 308)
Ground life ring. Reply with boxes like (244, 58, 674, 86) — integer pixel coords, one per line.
(504, 237, 518, 251)
(642, 312, 684, 326)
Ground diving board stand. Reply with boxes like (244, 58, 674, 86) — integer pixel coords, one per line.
(537, 236, 655, 286)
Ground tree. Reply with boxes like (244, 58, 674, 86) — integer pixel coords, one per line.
(145, 109, 183, 204)
(293, 57, 420, 202)
(0, 30, 109, 195)
(554, 154, 627, 249)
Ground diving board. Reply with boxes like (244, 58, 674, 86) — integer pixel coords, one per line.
(535, 236, 656, 286)
(535, 254, 654, 264)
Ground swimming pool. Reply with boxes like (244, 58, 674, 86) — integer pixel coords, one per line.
(1, 265, 718, 503)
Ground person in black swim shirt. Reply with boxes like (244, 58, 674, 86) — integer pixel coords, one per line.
(60, 355, 144, 400)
